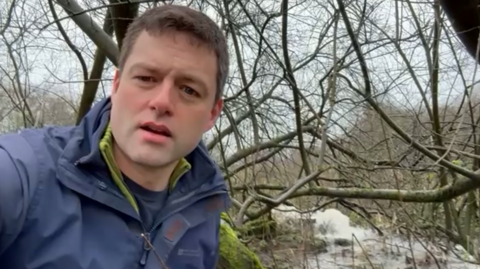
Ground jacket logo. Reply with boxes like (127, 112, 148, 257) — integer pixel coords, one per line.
(165, 218, 186, 242)
(178, 248, 201, 257)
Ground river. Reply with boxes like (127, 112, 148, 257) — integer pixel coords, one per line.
(302, 210, 480, 269)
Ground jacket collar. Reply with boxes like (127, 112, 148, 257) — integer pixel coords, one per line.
(58, 97, 226, 196)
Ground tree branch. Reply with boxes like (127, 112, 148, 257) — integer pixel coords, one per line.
(55, 0, 119, 66)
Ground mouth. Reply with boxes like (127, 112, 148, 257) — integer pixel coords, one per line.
(139, 122, 172, 138)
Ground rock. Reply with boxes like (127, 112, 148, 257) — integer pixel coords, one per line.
(275, 233, 328, 254)
(333, 238, 352, 246)
(310, 238, 329, 253)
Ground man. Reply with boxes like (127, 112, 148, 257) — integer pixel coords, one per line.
(0, 4, 230, 269)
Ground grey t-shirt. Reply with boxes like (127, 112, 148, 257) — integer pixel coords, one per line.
(123, 173, 168, 231)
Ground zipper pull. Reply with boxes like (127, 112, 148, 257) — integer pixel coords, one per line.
(139, 233, 151, 266)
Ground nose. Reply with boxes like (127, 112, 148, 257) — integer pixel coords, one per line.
(148, 77, 175, 116)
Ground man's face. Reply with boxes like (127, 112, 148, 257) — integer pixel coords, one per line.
(110, 30, 222, 169)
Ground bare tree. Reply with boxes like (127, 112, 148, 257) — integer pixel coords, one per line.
(4, 0, 480, 266)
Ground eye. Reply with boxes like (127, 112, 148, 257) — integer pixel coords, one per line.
(135, 76, 155, 83)
(182, 86, 198, 97)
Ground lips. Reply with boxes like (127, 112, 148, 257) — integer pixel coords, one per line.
(139, 122, 172, 137)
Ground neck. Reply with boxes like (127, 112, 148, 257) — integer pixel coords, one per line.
(112, 143, 178, 192)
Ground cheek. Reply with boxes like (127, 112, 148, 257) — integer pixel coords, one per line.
(181, 109, 210, 127)
(116, 88, 148, 112)
(198, 111, 216, 129)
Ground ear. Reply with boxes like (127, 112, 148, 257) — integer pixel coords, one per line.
(111, 69, 120, 95)
(204, 98, 223, 131)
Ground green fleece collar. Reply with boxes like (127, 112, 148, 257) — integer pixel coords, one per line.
(99, 124, 191, 214)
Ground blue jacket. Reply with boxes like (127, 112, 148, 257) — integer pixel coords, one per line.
(0, 97, 231, 269)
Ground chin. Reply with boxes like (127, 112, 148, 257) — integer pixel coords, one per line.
(128, 152, 173, 168)
(136, 158, 173, 168)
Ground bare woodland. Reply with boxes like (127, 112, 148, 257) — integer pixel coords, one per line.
(2, 0, 480, 267)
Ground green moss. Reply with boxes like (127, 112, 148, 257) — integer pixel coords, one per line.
(217, 213, 266, 269)
(220, 212, 234, 226)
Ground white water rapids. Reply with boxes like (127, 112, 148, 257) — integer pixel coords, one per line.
(293, 208, 480, 269)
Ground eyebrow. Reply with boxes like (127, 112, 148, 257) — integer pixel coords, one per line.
(129, 63, 157, 74)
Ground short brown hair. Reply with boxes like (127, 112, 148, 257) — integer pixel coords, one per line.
(118, 4, 229, 102)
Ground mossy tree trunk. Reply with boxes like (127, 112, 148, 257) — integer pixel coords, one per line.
(217, 222, 265, 269)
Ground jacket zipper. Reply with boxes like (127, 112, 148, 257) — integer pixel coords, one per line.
(75, 159, 227, 266)
(138, 189, 227, 266)
(77, 164, 151, 264)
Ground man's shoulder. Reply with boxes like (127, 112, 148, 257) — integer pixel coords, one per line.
(0, 125, 77, 185)
(0, 125, 83, 255)
(0, 128, 70, 249)
(0, 125, 76, 154)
